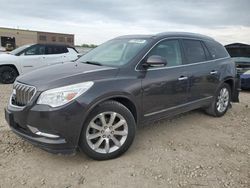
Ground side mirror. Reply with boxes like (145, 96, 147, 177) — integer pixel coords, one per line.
(144, 55, 167, 68)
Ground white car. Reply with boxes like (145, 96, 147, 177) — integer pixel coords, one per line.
(0, 44, 79, 84)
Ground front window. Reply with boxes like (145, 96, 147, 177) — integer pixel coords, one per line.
(10, 44, 31, 55)
(21, 45, 45, 56)
(77, 38, 150, 67)
(147, 39, 182, 67)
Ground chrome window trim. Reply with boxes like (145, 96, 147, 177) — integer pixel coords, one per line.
(9, 82, 37, 109)
(135, 37, 230, 71)
(144, 96, 213, 117)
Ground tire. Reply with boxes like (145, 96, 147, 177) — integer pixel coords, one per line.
(79, 100, 136, 160)
(205, 83, 231, 117)
(0, 66, 18, 84)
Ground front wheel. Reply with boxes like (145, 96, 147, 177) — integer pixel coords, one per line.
(0, 66, 18, 84)
(205, 83, 231, 117)
(79, 100, 136, 160)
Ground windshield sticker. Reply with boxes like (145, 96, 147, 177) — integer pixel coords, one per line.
(128, 39, 146, 44)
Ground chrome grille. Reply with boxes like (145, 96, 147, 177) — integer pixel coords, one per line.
(11, 82, 36, 107)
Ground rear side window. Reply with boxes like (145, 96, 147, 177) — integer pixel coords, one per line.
(182, 40, 206, 64)
(45, 46, 68, 55)
(205, 40, 229, 59)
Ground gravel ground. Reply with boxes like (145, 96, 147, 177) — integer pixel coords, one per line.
(0, 84, 249, 188)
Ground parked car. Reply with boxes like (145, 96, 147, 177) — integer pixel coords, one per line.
(225, 43, 250, 89)
(5, 32, 240, 160)
(0, 44, 79, 84)
(240, 70, 250, 90)
(0, 46, 6, 52)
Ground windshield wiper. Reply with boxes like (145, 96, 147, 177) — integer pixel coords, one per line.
(82, 61, 103, 66)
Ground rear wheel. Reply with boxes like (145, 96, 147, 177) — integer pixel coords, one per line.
(79, 100, 136, 160)
(206, 83, 231, 117)
(0, 66, 18, 84)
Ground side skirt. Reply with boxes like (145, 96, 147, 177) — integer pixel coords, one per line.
(141, 96, 213, 125)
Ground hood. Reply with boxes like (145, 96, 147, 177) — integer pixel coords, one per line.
(17, 62, 119, 91)
(0, 53, 16, 61)
(233, 57, 250, 63)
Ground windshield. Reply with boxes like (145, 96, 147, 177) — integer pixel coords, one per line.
(77, 38, 149, 67)
(10, 44, 31, 55)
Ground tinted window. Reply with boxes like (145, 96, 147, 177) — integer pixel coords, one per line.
(45, 46, 68, 55)
(23, 45, 45, 55)
(147, 40, 182, 67)
(53, 46, 68, 54)
(205, 40, 229, 59)
(182, 40, 206, 64)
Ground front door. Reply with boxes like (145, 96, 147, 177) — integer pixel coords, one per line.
(19, 44, 46, 74)
(140, 39, 189, 118)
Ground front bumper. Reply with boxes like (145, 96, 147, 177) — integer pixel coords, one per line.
(5, 101, 87, 154)
(240, 76, 250, 89)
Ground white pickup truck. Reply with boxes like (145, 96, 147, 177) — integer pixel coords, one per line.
(0, 44, 79, 84)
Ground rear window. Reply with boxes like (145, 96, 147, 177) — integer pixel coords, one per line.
(182, 39, 206, 64)
(205, 40, 229, 59)
(226, 47, 250, 58)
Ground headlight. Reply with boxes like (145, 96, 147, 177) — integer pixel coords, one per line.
(37, 82, 94, 107)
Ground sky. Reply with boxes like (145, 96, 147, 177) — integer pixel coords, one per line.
(0, 0, 249, 45)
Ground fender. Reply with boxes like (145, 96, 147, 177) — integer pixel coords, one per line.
(218, 76, 239, 102)
(0, 63, 21, 75)
(82, 92, 140, 122)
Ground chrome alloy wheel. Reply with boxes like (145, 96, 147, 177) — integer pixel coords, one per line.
(86, 112, 128, 154)
(216, 87, 229, 113)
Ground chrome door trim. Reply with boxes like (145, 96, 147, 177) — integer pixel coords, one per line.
(178, 76, 188, 81)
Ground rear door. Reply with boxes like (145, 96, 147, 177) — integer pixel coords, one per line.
(181, 39, 220, 102)
(45, 45, 65, 65)
(141, 39, 189, 118)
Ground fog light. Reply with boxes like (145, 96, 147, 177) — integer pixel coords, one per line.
(35, 131, 60, 138)
(27, 125, 59, 138)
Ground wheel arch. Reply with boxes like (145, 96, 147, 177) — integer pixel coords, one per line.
(223, 77, 239, 102)
(0, 64, 20, 76)
(223, 79, 233, 92)
(84, 94, 139, 124)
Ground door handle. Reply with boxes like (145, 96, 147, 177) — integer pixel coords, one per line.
(178, 76, 188, 81)
(210, 70, 218, 75)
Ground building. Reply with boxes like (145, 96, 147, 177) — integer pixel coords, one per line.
(0, 27, 74, 50)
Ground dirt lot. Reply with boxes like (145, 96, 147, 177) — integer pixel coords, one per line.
(0, 84, 249, 188)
